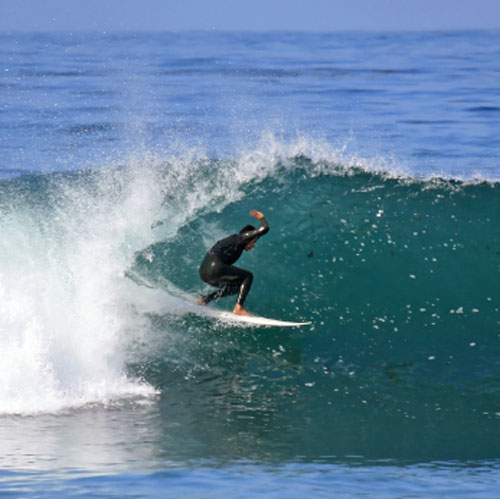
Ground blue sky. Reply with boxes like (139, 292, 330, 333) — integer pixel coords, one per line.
(1, 0, 500, 32)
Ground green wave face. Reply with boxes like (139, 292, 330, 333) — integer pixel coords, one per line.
(130, 157, 499, 462)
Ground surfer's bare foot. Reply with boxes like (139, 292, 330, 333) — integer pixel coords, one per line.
(233, 304, 252, 316)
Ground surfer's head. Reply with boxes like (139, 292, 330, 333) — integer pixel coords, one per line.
(240, 225, 257, 251)
(240, 224, 256, 235)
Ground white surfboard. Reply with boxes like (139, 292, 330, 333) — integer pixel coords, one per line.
(188, 302, 311, 327)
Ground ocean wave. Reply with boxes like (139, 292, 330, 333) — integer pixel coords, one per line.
(0, 137, 498, 418)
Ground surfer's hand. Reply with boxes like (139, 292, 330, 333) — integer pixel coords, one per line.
(250, 210, 264, 220)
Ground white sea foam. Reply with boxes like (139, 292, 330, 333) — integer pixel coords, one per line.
(0, 163, 165, 414)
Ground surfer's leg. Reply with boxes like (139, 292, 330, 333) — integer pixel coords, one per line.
(198, 265, 253, 313)
(220, 265, 253, 315)
(234, 269, 253, 307)
(198, 282, 240, 305)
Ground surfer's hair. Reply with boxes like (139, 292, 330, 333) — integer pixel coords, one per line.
(240, 225, 256, 235)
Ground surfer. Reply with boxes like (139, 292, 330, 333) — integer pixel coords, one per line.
(196, 209, 269, 316)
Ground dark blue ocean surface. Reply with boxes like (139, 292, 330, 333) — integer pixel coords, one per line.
(1, 30, 500, 180)
(0, 31, 499, 496)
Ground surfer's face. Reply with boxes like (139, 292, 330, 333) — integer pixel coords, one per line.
(245, 239, 257, 251)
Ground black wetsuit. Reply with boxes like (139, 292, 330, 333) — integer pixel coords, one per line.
(199, 217, 269, 306)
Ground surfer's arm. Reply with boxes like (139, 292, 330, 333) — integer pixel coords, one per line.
(240, 210, 269, 242)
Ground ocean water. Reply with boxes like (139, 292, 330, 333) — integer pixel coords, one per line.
(0, 30, 499, 497)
